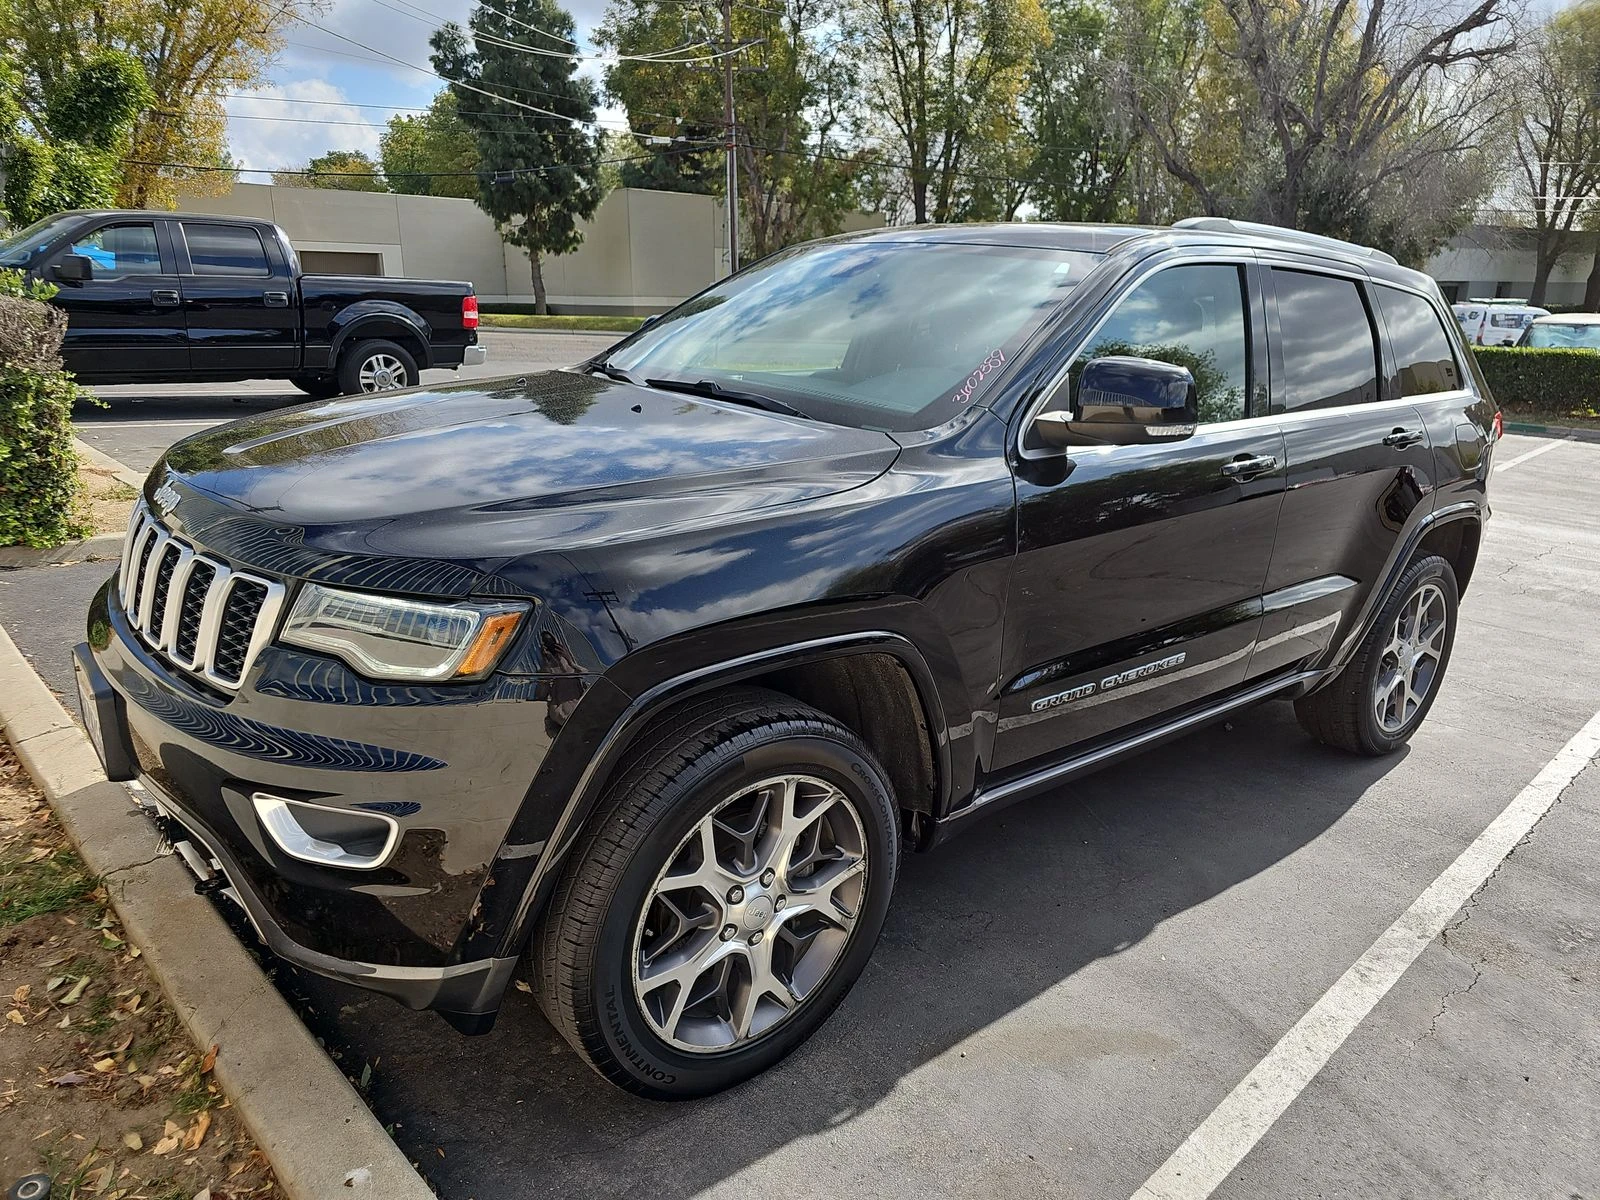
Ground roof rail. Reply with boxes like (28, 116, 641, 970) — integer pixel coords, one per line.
(1172, 217, 1398, 266)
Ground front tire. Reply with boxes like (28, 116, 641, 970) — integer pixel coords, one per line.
(532, 688, 899, 1098)
(336, 339, 419, 395)
(1295, 554, 1459, 755)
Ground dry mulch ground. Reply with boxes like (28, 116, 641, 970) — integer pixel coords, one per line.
(80, 463, 138, 539)
(0, 743, 275, 1199)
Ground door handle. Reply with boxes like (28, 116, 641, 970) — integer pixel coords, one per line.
(263, 290, 289, 307)
(1220, 454, 1279, 480)
(1382, 426, 1426, 448)
(150, 288, 180, 306)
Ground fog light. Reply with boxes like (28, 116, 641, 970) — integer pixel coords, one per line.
(251, 793, 400, 871)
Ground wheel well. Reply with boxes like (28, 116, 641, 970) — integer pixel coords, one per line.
(1414, 518, 1481, 595)
(340, 326, 427, 371)
(746, 653, 940, 826)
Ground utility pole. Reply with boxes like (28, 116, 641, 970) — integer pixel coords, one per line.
(718, 0, 739, 275)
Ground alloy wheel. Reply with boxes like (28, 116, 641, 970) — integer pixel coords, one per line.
(630, 773, 868, 1053)
(358, 353, 408, 392)
(1372, 580, 1448, 734)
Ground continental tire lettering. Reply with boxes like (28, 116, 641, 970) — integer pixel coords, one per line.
(604, 988, 676, 1084)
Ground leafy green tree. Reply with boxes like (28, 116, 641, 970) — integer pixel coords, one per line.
(598, 0, 859, 260)
(381, 92, 482, 199)
(432, 0, 603, 313)
(0, 49, 149, 226)
(845, 0, 1049, 224)
(1511, 0, 1600, 305)
(273, 149, 388, 192)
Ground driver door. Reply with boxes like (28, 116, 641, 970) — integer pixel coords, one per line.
(993, 257, 1287, 773)
(48, 219, 188, 377)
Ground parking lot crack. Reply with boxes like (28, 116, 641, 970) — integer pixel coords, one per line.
(1422, 955, 1485, 1040)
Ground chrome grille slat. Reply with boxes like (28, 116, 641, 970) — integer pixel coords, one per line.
(118, 501, 286, 692)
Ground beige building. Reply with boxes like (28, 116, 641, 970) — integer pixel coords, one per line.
(162, 182, 881, 314)
(1425, 225, 1598, 307)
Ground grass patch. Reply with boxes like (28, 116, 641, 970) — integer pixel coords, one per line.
(0, 845, 97, 927)
(480, 312, 645, 333)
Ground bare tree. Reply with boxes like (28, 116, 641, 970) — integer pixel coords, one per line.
(1112, 0, 1523, 261)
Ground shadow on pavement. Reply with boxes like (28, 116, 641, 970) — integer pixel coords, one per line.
(269, 702, 1402, 1200)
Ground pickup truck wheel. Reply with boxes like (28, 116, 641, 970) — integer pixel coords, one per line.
(290, 375, 340, 400)
(1294, 554, 1459, 755)
(532, 687, 899, 1098)
(338, 339, 418, 394)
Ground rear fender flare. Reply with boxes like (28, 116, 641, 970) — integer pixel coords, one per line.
(328, 303, 434, 368)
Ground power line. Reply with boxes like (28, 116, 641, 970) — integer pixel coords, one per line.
(122, 145, 711, 180)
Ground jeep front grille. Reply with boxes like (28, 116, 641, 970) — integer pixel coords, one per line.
(119, 503, 287, 691)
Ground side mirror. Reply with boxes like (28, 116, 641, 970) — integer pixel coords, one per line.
(51, 254, 94, 283)
(1034, 355, 1198, 447)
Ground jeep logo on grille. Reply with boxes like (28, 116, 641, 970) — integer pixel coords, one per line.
(151, 480, 182, 517)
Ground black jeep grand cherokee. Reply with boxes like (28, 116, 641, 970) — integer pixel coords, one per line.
(75, 217, 1495, 1098)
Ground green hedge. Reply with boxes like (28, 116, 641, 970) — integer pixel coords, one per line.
(1471, 346, 1600, 419)
(0, 271, 93, 548)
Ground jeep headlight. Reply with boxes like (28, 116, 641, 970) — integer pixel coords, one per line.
(280, 584, 528, 682)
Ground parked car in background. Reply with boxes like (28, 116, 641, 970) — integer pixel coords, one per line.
(75, 217, 1495, 1098)
(1452, 299, 1550, 346)
(1518, 311, 1600, 350)
(0, 209, 484, 396)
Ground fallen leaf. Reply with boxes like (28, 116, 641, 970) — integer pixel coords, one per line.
(57, 1015, 71, 1029)
(164, 1120, 182, 1138)
(48, 1071, 90, 1086)
(122, 1132, 143, 1151)
(46, 976, 66, 992)
(136, 1074, 156, 1089)
(185, 1110, 212, 1150)
(88, 1164, 113, 1193)
(93, 1057, 117, 1073)
(358, 1062, 371, 1090)
(126, 946, 141, 959)
(112, 1033, 134, 1054)
(513, 979, 532, 993)
(201, 1044, 218, 1074)
(193, 1188, 211, 1200)
(5, 1009, 24, 1025)
(60, 976, 90, 1005)
(152, 1134, 181, 1156)
(12, 984, 30, 1004)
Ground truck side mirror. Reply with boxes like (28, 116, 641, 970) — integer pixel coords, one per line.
(1033, 355, 1198, 447)
(51, 254, 94, 283)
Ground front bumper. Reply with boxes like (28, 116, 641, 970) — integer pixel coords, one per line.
(76, 576, 557, 1028)
(462, 344, 487, 366)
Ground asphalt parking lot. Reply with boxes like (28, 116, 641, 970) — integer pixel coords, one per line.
(72, 328, 623, 473)
(1, 427, 1596, 1199)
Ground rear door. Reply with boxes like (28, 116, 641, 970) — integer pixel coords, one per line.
(1249, 263, 1436, 679)
(174, 221, 298, 373)
(994, 256, 1286, 772)
(45, 218, 186, 376)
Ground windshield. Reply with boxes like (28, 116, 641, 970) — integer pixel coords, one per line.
(1525, 322, 1600, 350)
(604, 239, 1101, 431)
(0, 213, 79, 268)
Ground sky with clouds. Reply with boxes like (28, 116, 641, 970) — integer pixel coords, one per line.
(226, 0, 619, 173)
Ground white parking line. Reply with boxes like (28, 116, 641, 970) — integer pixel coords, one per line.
(1131, 707, 1600, 1200)
(1496, 439, 1566, 473)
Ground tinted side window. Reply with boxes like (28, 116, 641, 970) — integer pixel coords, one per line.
(1080, 263, 1249, 422)
(184, 224, 269, 276)
(1272, 270, 1378, 411)
(1376, 286, 1461, 396)
(63, 223, 161, 279)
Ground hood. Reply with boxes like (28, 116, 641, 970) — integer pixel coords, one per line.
(158, 371, 899, 559)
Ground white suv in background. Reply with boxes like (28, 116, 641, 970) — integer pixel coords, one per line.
(1453, 300, 1550, 346)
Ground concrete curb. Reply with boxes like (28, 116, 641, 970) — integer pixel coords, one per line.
(0, 532, 124, 570)
(0, 624, 435, 1200)
(76, 437, 148, 492)
(1503, 420, 1600, 445)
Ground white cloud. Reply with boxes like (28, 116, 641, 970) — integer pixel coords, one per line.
(227, 80, 387, 173)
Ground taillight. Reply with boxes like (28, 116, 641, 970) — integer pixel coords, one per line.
(462, 295, 479, 330)
(1493, 410, 1504, 441)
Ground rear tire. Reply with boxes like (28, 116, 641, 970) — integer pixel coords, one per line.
(531, 687, 899, 1098)
(1295, 554, 1459, 755)
(290, 375, 340, 399)
(336, 339, 418, 395)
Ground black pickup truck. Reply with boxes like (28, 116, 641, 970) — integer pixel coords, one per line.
(0, 209, 484, 396)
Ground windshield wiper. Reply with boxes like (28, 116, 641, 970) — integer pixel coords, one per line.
(643, 377, 810, 420)
(590, 361, 642, 386)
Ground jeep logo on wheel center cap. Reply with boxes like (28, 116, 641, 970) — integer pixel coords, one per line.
(742, 896, 773, 929)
